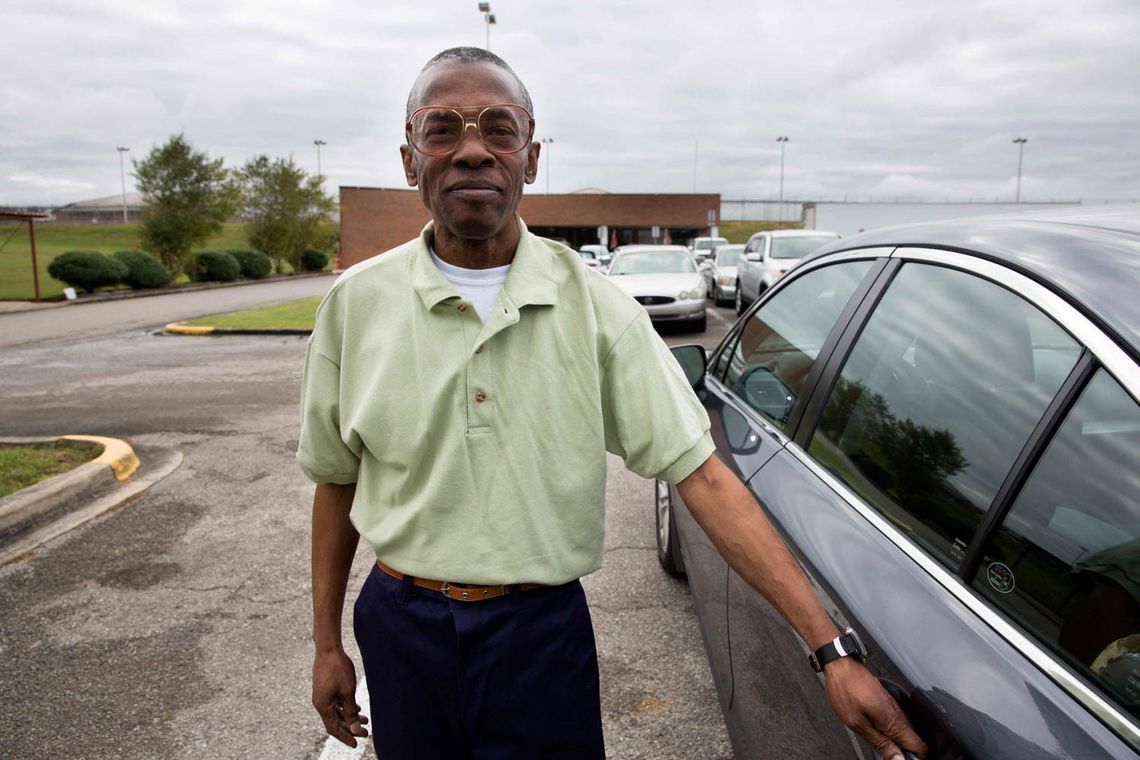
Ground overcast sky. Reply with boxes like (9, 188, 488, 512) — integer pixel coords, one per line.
(3, 0, 1139, 207)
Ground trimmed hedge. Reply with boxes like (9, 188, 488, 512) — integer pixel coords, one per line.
(113, 250, 170, 289)
(300, 249, 329, 272)
(227, 249, 272, 279)
(47, 250, 129, 293)
(189, 250, 241, 283)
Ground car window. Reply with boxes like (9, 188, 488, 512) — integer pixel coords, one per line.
(770, 236, 838, 259)
(609, 251, 695, 275)
(720, 261, 872, 428)
(970, 369, 1140, 722)
(808, 263, 1081, 569)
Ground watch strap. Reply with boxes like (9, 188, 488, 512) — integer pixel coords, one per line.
(809, 628, 866, 672)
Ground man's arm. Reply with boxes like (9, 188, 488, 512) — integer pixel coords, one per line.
(676, 455, 926, 760)
(311, 482, 369, 747)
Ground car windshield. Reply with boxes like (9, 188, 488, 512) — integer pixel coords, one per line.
(610, 251, 696, 275)
(716, 249, 742, 267)
(771, 236, 837, 259)
(578, 251, 596, 261)
(695, 238, 728, 250)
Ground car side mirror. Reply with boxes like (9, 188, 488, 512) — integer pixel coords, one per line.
(745, 252, 762, 262)
(670, 344, 707, 389)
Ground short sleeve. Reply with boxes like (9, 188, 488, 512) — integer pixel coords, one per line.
(601, 311, 714, 483)
(297, 340, 361, 484)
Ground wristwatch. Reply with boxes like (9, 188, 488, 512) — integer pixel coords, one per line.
(808, 627, 867, 672)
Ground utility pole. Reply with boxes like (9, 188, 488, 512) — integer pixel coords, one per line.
(1013, 137, 1028, 203)
(541, 138, 554, 194)
(314, 139, 326, 181)
(776, 136, 789, 221)
(478, 3, 496, 50)
(116, 146, 130, 223)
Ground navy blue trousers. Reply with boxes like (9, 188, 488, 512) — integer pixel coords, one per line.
(353, 564, 605, 759)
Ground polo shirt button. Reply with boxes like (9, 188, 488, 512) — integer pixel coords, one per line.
(475, 391, 486, 403)
(457, 303, 467, 313)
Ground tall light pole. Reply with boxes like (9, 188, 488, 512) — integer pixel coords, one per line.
(540, 138, 554, 194)
(776, 136, 789, 221)
(314, 139, 326, 181)
(478, 3, 496, 51)
(1013, 137, 1028, 203)
(116, 146, 130, 224)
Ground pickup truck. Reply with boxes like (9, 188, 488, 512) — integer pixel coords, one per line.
(734, 229, 840, 314)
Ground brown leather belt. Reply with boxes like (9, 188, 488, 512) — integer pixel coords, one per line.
(376, 560, 546, 603)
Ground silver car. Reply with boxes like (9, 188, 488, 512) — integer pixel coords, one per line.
(608, 245, 707, 332)
(703, 244, 744, 306)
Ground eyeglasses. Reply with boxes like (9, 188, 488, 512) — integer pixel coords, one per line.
(406, 104, 535, 156)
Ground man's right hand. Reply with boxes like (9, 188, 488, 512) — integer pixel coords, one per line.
(312, 648, 369, 747)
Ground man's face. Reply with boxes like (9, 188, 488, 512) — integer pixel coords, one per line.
(401, 62, 539, 242)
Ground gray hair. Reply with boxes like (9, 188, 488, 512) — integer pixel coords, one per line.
(405, 47, 534, 121)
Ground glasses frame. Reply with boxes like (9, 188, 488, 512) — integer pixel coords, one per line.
(406, 103, 536, 157)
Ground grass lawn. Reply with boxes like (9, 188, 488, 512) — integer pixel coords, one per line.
(183, 296, 322, 330)
(0, 222, 323, 301)
(0, 444, 98, 498)
(719, 220, 802, 244)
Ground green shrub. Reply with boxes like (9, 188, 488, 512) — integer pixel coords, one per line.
(113, 250, 170, 289)
(46, 250, 129, 293)
(188, 250, 240, 283)
(227, 249, 272, 279)
(300, 249, 329, 272)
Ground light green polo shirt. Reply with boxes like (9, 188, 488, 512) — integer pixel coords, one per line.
(298, 220, 714, 585)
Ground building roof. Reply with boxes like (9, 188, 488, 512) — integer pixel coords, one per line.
(58, 192, 144, 210)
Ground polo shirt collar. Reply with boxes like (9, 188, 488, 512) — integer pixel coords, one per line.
(410, 219, 558, 312)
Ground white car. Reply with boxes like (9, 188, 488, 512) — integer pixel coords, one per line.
(734, 229, 840, 314)
(689, 236, 728, 264)
(608, 245, 707, 332)
(579, 244, 610, 270)
(578, 250, 602, 269)
(703, 244, 744, 306)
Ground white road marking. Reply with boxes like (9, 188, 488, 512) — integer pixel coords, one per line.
(318, 677, 372, 760)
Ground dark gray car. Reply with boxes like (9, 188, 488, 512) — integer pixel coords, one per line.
(657, 206, 1140, 759)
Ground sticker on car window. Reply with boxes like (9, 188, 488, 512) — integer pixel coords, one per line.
(987, 562, 1016, 594)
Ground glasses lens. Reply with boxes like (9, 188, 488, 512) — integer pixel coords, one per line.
(410, 108, 463, 155)
(478, 106, 531, 153)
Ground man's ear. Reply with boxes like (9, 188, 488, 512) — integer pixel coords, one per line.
(523, 141, 539, 185)
(400, 144, 418, 186)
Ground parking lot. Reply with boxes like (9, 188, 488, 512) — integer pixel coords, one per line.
(0, 287, 740, 759)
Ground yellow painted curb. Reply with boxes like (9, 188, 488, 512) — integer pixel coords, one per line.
(61, 435, 140, 481)
(164, 322, 215, 335)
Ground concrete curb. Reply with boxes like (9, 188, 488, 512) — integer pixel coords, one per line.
(0, 436, 180, 565)
(163, 322, 313, 336)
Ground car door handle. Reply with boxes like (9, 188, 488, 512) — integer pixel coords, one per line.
(877, 679, 970, 760)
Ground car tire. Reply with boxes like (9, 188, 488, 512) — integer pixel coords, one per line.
(735, 284, 745, 315)
(692, 313, 707, 332)
(655, 480, 685, 578)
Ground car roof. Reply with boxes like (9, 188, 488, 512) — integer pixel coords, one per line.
(804, 204, 1140, 356)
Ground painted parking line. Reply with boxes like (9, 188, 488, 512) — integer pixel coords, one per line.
(318, 677, 372, 760)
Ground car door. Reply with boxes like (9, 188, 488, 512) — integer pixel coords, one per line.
(670, 251, 890, 740)
(730, 249, 1139, 758)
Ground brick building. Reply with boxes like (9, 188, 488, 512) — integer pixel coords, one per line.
(338, 187, 721, 268)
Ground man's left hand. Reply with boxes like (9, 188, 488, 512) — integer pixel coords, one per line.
(823, 658, 927, 760)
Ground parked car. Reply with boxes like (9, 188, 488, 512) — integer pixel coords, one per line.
(702, 243, 744, 306)
(657, 206, 1140, 759)
(579, 243, 611, 269)
(690, 236, 729, 264)
(608, 244, 706, 331)
(734, 229, 840, 314)
(578, 249, 602, 269)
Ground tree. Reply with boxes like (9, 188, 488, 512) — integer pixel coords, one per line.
(239, 155, 335, 274)
(134, 134, 239, 279)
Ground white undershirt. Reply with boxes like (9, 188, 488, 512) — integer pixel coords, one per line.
(430, 248, 511, 322)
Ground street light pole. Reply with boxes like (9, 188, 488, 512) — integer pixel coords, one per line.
(1013, 137, 1028, 203)
(776, 136, 789, 221)
(541, 138, 553, 194)
(478, 3, 496, 50)
(314, 139, 326, 181)
(116, 146, 130, 224)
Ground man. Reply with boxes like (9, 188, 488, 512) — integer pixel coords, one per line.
(300, 47, 926, 760)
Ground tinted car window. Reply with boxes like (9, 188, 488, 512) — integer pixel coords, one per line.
(971, 369, 1140, 721)
(809, 263, 1080, 569)
(721, 261, 871, 428)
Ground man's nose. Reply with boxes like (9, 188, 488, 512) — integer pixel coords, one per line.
(451, 123, 494, 166)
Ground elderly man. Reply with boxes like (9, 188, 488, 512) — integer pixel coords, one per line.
(300, 47, 925, 760)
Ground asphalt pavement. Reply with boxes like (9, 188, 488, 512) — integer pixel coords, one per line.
(0, 283, 739, 759)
